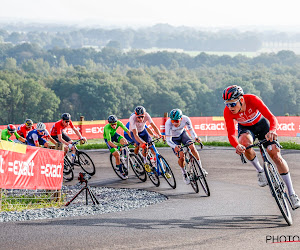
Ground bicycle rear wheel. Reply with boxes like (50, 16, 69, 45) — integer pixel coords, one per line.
(191, 156, 210, 196)
(63, 157, 74, 182)
(129, 153, 147, 182)
(77, 151, 96, 176)
(145, 159, 160, 187)
(158, 155, 176, 189)
(264, 162, 292, 226)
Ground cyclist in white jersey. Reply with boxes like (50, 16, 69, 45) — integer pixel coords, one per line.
(165, 109, 207, 184)
(129, 106, 164, 165)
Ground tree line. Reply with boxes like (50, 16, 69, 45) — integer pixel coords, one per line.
(0, 44, 299, 125)
(1, 23, 300, 51)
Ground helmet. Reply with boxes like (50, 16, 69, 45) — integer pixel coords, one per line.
(108, 115, 118, 124)
(223, 85, 244, 101)
(7, 124, 16, 133)
(169, 109, 183, 120)
(36, 122, 46, 131)
(25, 119, 33, 127)
(61, 113, 71, 121)
(135, 106, 146, 116)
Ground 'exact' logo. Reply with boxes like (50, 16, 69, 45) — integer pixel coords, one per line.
(266, 235, 300, 243)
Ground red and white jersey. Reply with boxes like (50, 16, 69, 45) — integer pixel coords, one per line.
(224, 94, 278, 148)
(50, 119, 74, 136)
(17, 123, 35, 138)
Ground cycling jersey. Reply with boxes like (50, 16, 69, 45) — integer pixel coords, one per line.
(103, 120, 128, 141)
(50, 119, 74, 136)
(26, 129, 49, 146)
(1, 129, 21, 141)
(17, 124, 35, 138)
(165, 115, 197, 148)
(224, 94, 278, 148)
(129, 112, 153, 133)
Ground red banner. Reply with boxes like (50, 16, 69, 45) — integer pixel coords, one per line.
(0, 141, 64, 190)
(1, 116, 300, 140)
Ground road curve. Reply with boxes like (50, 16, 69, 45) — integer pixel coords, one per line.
(1, 146, 300, 250)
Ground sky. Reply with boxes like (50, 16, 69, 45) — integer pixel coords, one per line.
(0, 0, 299, 29)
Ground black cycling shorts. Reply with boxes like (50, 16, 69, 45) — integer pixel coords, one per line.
(238, 117, 276, 148)
(52, 132, 72, 143)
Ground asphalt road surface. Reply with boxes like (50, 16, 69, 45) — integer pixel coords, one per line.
(1, 146, 300, 250)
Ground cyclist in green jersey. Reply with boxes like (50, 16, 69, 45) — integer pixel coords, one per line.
(1, 124, 26, 143)
(104, 115, 131, 178)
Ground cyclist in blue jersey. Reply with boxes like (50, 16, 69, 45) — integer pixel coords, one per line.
(26, 122, 57, 148)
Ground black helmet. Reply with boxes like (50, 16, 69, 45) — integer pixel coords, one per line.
(108, 115, 118, 124)
(135, 106, 146, 116)
(7, 124, 16, 133)
(61, 113, 71, 121)
(223, 85, 244, 101)
(25, 119, 33, 127)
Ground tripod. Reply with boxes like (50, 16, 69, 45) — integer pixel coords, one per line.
(65, 174, 100, 206)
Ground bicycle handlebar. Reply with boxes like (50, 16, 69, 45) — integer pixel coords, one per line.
(240, 139, 282, 164)
(178, 141, 204, 152)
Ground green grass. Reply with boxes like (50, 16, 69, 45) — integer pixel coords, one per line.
(77, 140, 300, 150)
(1, 193, 65, 212)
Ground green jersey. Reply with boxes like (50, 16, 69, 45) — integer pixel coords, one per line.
(103, 120, 129, 141)
(1, 129, 21, 141)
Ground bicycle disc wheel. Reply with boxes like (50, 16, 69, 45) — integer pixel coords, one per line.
(63, 157, 74, 182)
(188, 160, 199, 193)
(77, 151, 96, 176)
(191, 156, 210, 196)
(110, 153, 127, 180)
(158, 155, 176, 189)
(264, 162, 292, 226)
(129, 153, 147, 182)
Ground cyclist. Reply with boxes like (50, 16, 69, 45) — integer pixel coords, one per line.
(223, 85, 300, 209)
(50, 113, 87, 160)
(17, 119, 35, 138)
(104, 115, 131, 179)
(165, 109, 207, 184)
(129, 106, 164, 166)
(1, 124, 26, 143)
(26, 122, 57, 148)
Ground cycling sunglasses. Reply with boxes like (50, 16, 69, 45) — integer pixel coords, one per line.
(137, 116, 145, 119)
(171, 119, 181, 124)
(110, 122, 117, 125)
(225, 99, 240, 108)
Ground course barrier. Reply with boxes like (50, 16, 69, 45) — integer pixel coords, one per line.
(1, 116, 300, 140)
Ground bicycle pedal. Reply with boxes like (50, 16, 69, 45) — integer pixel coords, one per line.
(144, 163, 151, 173)
(165, 173, 171, 179)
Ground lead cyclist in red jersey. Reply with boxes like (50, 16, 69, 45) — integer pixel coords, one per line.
(223, 85, 300, 209)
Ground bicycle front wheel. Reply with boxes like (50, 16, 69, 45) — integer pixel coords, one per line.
(264, 162, 292, 226)
(63, 157, 74, 182)
(187, 160, 199, 193)
(191, 156, 210, 196)
(158, 155, 176, 189)
(129, 153, 147, 182)
(77, 151, 96, 176)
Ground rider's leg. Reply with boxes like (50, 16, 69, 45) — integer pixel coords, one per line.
(267, 144, 294, 193)
(112, 150, 121, 165)
(239, 133, 264, 172)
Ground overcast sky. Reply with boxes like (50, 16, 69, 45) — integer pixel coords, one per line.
(1, 0, 299, 28)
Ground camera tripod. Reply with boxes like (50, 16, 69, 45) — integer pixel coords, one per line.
(65, 174, 99, 206)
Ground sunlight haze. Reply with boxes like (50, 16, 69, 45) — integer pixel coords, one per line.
(1, 0, 299, 28)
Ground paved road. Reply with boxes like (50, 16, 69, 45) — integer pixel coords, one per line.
(1, 146, 300, 250)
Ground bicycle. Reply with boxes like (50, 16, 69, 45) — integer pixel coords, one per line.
(240, 139, 293, 226)
(110, 143, 147, 182)
(180, 141, 210, 196)
(63, 140, 96, 182)
(144, 138, 176, 189)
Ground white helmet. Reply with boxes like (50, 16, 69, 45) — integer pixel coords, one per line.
(36, 122, 46, 131)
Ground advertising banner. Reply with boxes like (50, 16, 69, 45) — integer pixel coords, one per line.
(1, 116, 300, 140)
(0, 141, 64, 190)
